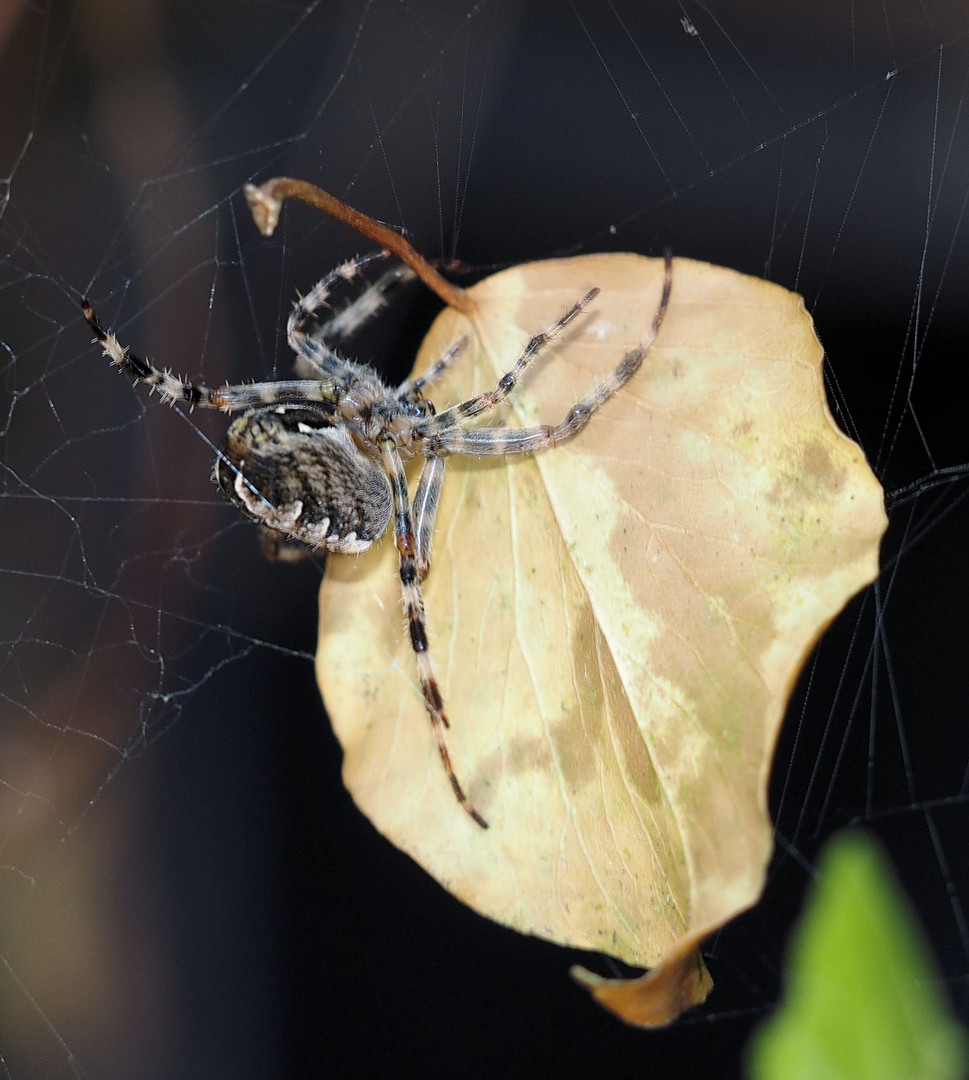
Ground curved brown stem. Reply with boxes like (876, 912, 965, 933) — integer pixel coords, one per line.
(244, 178, 474, 316)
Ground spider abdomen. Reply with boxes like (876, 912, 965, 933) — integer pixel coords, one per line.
(216, 404, 392, 553)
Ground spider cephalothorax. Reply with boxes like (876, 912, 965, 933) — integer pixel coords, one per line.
(83, 246, 672, 829)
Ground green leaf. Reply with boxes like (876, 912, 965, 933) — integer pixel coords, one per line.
(748, 831, 968, 1080)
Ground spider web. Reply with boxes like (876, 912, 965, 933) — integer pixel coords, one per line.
(2, 0, 968, 1076)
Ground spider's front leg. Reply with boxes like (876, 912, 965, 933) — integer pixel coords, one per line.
(378, 436, 488, 828)
(417, 252, 674, 458)
(288, 252, 417, 382)
(291, 256, 415, 349)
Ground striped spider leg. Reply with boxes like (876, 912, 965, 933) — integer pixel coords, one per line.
(406, 250, 673, 548)
(82, 251, 672, 830)
(387, 252, 673, 827)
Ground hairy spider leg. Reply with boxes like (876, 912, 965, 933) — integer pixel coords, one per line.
(83, 301, 224, 409)
(83, 299, 352, 526)
(378, 437, 489, 829)
(392, 338, 471, 583)
(395, 336, 467, 401)
(417, 253, 673, 457)
(422, 287, 600, 432)
(288, 251, 395, 381)
(296, 261, 417, 349)
(83, 301, 343, 412)
(411, 454, 446, 581)
(289, 256, 461, 399)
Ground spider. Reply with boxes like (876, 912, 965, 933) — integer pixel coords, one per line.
(83, 250, 673, 829)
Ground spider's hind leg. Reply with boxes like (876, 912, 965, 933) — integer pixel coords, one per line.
(412, 454, 446, 582)
(378, 436, 488, 828)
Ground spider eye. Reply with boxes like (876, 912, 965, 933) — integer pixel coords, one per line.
(215, 405, 392, 553)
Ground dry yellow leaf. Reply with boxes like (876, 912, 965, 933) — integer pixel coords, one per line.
(316, 254, 886, 1024)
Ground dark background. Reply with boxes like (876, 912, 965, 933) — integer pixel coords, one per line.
(1, 1, 968, 1077)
